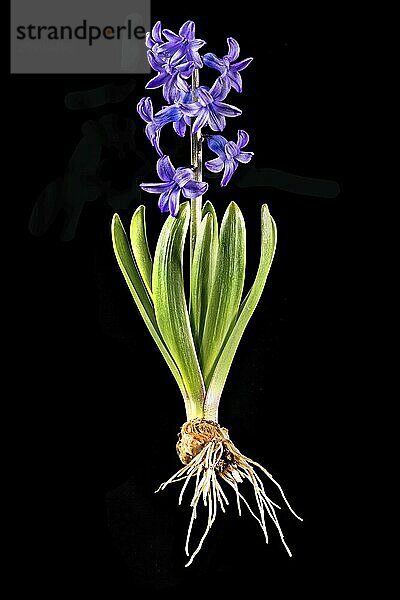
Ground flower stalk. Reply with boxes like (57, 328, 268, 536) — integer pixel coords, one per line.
(190, 69, 203, 266)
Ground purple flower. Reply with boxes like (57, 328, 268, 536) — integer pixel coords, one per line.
(181, 78, 242, 133)
(140, 155, 208, 217)
(205, 130, 254, 186)
(146, 51, 192, 104)
(145, 21, 164, 52)
(137, 98, 184, 155)
(203, 38, 253, 93)
(158, 21, 205, 69)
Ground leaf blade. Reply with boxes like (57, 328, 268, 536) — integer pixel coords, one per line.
(190, 209, 218, 351)
(204, 204, 277, 419)
(111, 214, 188, 404)
(152, 202, 205, 418)
(201, 201, 246, 386)
(130, 205, 153, 298)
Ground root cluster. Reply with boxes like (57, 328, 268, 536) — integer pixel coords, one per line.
(156, 418, 302, 567)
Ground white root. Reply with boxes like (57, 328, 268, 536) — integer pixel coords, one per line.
(156, 436, 302, 567)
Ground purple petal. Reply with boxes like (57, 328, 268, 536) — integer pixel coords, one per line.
(221, 160, 237, 187)
(203, 53, 225, 73)
(137, 97, 153, 122)
(159, 41, 183, 58)
(162, 74, 180, 103)
(192, 108, 210, 133)
(154, 131, 163, 157)
(205, 157, 225, 173)
(179, 20, 195, 40)
(210, 77, 229, 101)
(154, 105, 181, 127)
(146, 32, 155, 50)
(173, 118, 187, 137)
(174, 167, 194, 188)
(213, 101, 242, 118)
(157, 155, 175, 182)
(225, 141, 239, 160)
(162, 29, 181, 42)
(186, 48, 203, 69)
(232, 57, 253, 72)
(146, 71, 170, 89)
(145, 122, 157, 145)
(237, 151, 254, 164)
(237, 130, 249, 149)
(158, 189, 171, 212)
(140, 182, 172, 194)
(175, 60, 195, 77)
(208, 107, 226, 132)
(168, 186, 181, 217)
(207, 134, 228, 157)
(191, 40, 206, 51)
(229, 70, 243, 93)
(226, 37, 240, 62)
(180, 102, 200, 117)
(147, 50, 165, 71)
(152, 21, 163, 43)
(182, 180, 208, 199)
(195, 86, 213, 106)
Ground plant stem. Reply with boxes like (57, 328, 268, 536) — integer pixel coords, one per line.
(190, 69, 203, 268)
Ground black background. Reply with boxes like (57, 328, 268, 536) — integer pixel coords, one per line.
(13, 1, 346, 596)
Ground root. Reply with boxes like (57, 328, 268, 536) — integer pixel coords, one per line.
(156, 418, 302, 567)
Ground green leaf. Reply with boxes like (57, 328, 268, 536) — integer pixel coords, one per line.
(190, 204, 218, 351)
(130, 205, 153, 298)
(152, 202, 205, 419)
(201, 201, 246, 386)
(111, 214, 188, 405)
(204, 204, 277, 420)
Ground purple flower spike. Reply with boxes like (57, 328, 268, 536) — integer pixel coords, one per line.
(159, 20, 205, 69)
(140, 155, 208, 217)
(205, 130, 254, 186)
(203, 37, 253, 93)
(181, 78, 242, 134)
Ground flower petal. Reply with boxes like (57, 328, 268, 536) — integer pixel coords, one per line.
(221, 159, 237, 186)
(213, 101, 242, 117)
(140, 182, 172, 194)
(192, 108, 210, 133)
(147, 49, 164, 71)
(209, 77, 227, 101)
(158, 189, 171, 212)
(203, 52, 225, 73)
(145, 71, 170, 89)
(191, 39, 206, 51)
(180, 102, 201, 117)
(181, 180, 208, 199)
(162, 29, 181, 42)
(154, 131, 163, 157)
(208, 108, 226, 132)
(226, 37, 240, 62)
(237, 151, 254, 164)
(206, 134, 228, 157)
(229, 70, 243, 93)
(173, 118, 187, 137)
(168, 186, 181, 217)
(232, 57, 253, 72)
(205, 157, 225, 173)
(152, 21, 163, 43)
(196, 87, 213, 106)
(237, 130, 249, 148)
(157, 155, 175, 181)
(174, 167, 194, 188)
(154, 105, 181, 127)
(186, 48, 203, 68)
(179, 20, 195, 40)
(137, 97, 153, 122)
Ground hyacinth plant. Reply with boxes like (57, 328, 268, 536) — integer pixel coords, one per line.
(111, 20, 302, 566)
